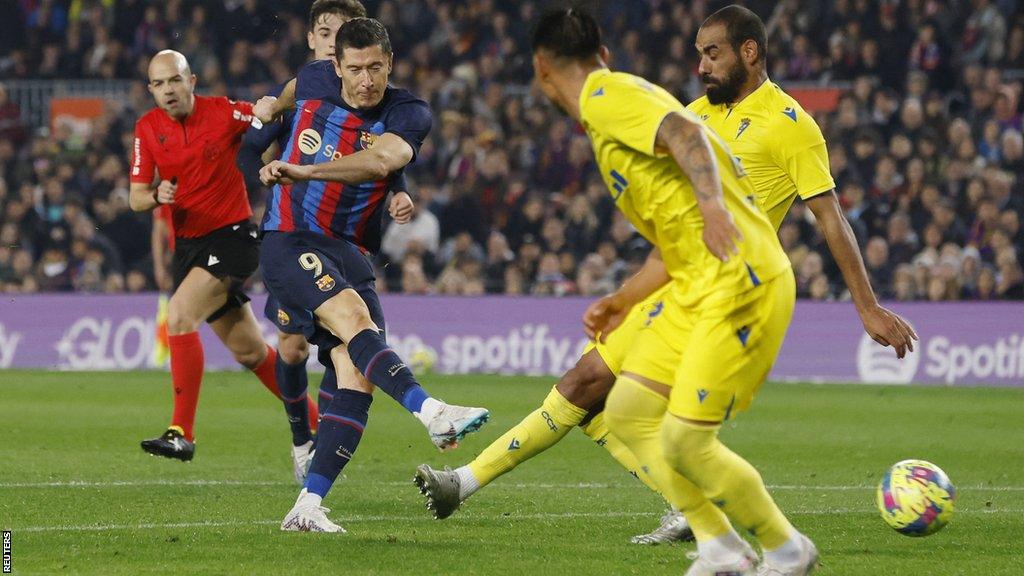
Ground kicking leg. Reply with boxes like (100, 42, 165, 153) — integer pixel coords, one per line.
(415, 349, 611, 519)
(315, 288, 489, 450)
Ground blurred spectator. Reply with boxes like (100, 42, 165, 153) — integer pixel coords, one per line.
(0, 0, 1021, 301)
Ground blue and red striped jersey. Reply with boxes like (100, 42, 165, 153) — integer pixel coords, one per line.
(261, 60, 431, 253)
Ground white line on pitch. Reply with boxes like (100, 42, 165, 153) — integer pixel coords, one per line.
(10, 508, 1023, 533)
(4, 479, 1024, 492)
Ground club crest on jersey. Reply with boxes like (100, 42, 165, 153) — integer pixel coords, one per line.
(358, 131, 378, 149)
(315, 274, 336, 292)
(277, 309, 291, 326)
(736, 118, 751, 139)
(298, 128, 323, 155)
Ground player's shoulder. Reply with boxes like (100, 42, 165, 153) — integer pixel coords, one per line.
(581, 70, 662, 119)
(297, 59, 336, 82)
(384, 86, 428, 108)
(382, 87, 431, 120)
(296, 59, 339, 98)
(761, 83, 818, 130)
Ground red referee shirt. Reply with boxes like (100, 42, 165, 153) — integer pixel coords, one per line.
(131, 95, 255, 238)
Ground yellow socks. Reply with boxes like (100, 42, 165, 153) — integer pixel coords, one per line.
(580, 411, 661, 495)
(603, 376, 732, 541)
(661, 414, 795, 549)
(467, 386, 587, 488)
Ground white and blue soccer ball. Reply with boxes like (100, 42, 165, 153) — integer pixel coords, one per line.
(876, 459, 956, 536)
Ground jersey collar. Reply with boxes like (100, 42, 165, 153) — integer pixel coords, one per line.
(725, 78, 773, 113)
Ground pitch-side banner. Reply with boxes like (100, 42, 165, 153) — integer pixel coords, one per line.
(0, 295, 1021, 386)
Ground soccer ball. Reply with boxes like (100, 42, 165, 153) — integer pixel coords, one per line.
(876, 459, 956, 536)
(408, 347, 437, 375)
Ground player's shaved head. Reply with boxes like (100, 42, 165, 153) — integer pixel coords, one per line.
(147, 50, 197, 119)
(148, 50, 192, 80)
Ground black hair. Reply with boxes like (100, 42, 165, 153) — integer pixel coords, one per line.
(530, 7, 601, 60)
(309, 0, 367, 31)
(336, 17, 392, 58)
(702, 5, 768, 64)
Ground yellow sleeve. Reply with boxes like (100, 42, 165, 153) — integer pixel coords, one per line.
(771, 111, 835, 200)
(582, 76, 683, 156)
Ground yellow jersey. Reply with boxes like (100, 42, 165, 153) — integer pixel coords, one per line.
(579, 69, 790, 309)
(686, 81, 835, 229)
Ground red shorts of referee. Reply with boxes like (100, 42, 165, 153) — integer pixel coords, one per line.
(129, 50, 318, 461)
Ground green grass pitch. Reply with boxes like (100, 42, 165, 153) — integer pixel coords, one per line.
(2, 371, 1022, 575)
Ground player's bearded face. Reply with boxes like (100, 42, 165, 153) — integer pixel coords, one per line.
(701, 53, 748, 105)
(336, 46, 392, 108)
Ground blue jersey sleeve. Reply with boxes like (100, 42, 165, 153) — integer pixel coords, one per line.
(384, 98, 432, 160)
(391, 170, 409, 194)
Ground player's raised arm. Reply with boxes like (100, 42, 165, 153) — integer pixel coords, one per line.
(805, 192, 918, 357)
(655, 112, 743, 262)
(253, 78, 297, 124)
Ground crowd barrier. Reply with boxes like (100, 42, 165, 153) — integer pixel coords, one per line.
(0, 294, 1021, 386)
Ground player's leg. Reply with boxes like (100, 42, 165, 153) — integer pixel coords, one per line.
(578, 308, 695, 544)
(261, 231, 488, 451)
(275, 330, 318, 482)
(314, 246, 489, 450)
(282, 344, 373, 533)
(271, 293, 319, 446)
(208, 303, 282, 401)
(140, 266, 233, 460)
(416, 292, 682, 528)
(603, 292, 757, 575)
(662, 273, 816, 574)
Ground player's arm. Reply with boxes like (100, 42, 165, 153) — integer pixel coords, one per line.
(237, 113, 286, 191)
(261, 133, 412, 185)
(583, 249, 669, 342)
(806, 192, 918, 358)
(253, 79, 297, 124)
(128, 127, 176, 212)
(655, 112, 742, 262)
(130, 177, 177, 212)
(388, 171, 414, 224)
(775, 112, 919, 358)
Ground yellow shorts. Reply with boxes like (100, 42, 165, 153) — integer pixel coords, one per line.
(618, 271, 795, 422)
(585, 284, 674, 375)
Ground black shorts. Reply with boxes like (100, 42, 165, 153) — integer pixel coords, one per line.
(173, 221, 260, 323)
(260, 230, 385, 351)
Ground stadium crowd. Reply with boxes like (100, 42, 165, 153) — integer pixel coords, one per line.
(0, 0, 1022, 300)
